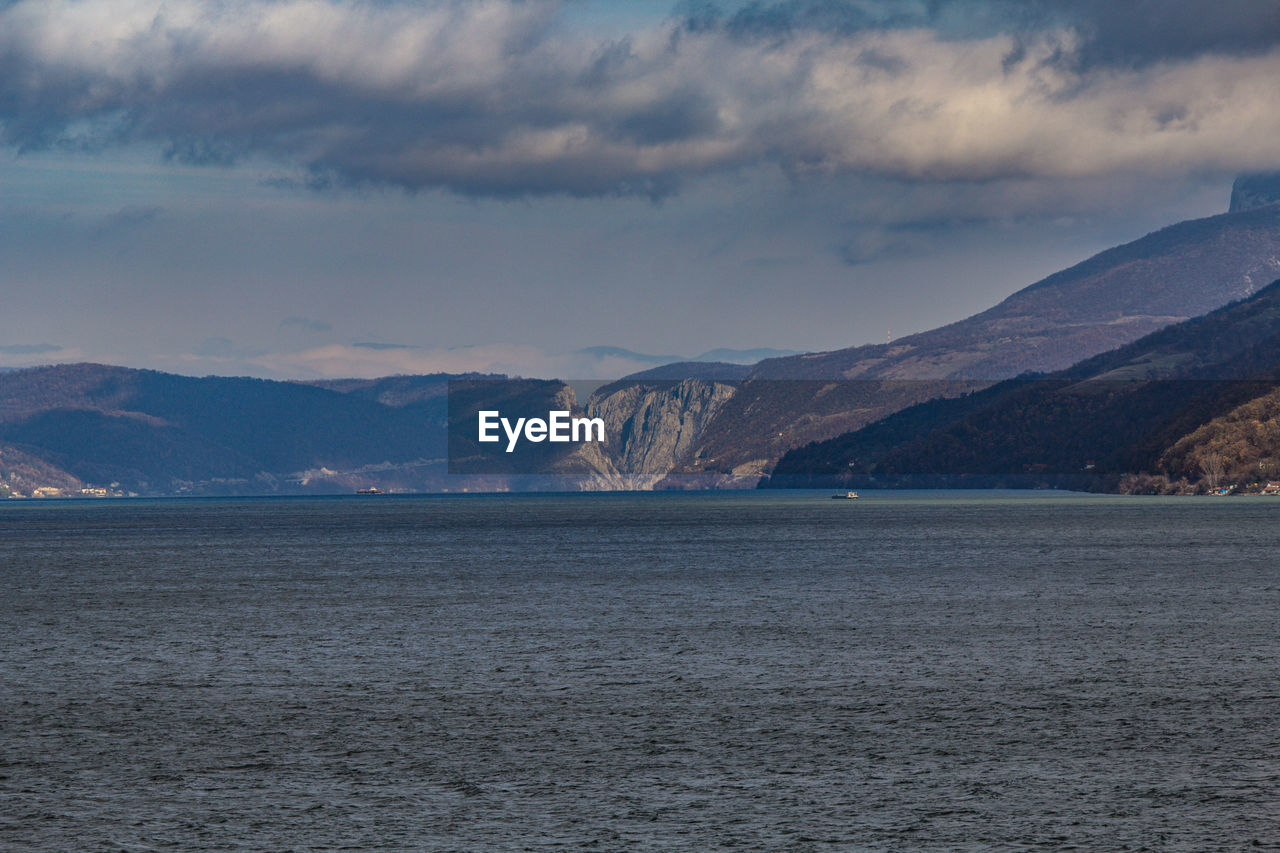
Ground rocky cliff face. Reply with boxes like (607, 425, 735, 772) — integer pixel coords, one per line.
(1230, 173, 1280, 213)
(586, 379, 739, 489)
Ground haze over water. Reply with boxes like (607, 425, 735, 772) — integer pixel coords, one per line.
(3, 492, 1279, 850)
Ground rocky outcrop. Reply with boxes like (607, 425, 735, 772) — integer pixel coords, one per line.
(1229, 173, 1280, 213)
(541, 385, 630, 489)
(586, 379, 739, 489)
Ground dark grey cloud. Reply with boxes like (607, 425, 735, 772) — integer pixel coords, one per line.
(0, 343, 62, 355)
(688, 0, 1280, 66)
(676, 0, 924, 39)
(1002, 0, 1280, 67)
(724, 0, 876, 39)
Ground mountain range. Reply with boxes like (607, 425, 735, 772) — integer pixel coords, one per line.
(583, 190, 1280, 486)
(5, 181, 1280, 496)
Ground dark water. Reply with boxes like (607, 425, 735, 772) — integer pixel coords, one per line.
(3, 491, 1280, 851)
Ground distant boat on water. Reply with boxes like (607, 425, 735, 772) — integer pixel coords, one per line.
(355, 488, 385, 495)
(831, 491, 859, 500)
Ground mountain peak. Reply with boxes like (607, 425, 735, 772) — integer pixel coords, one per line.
(1229, 172, 1280, 213)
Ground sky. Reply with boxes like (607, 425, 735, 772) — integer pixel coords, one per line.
(2, 0, 1279, 379)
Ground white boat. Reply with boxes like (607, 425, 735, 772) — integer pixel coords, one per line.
(830, 491, 859, 500)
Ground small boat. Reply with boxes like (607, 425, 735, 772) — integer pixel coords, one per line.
(830, 491, 859, 500)
(355, 487, 385, 495)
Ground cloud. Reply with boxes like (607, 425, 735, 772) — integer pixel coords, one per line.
(192, 336, 270, 359)
(0, 343, 62, 355)
(710, 1, 1280, 66)
(2, 0, 1280, 200)
(0, 343, 82, 367)
(92, 204, 162, 235)
(990, 0, 1280, 67)
(279, 315, 333, 333)
(244, 342, 693, 379)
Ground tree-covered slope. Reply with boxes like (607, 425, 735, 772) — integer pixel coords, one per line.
(766, 279, 1280, 489)
(0, 365, 456, 492)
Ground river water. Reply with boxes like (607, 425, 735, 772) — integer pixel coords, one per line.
(3, 492, 1279, 850)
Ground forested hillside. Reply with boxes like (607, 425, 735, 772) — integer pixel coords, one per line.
(766, 280, 1280, 492)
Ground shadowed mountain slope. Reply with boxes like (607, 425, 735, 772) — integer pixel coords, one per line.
(751, 203, 1280, 381)
(0, 365, 456, 493)
(766, 279, 1280, 490)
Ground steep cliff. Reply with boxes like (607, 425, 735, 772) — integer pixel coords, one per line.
(1229, 173, 1280, 214)
(586, 379, 739, 489)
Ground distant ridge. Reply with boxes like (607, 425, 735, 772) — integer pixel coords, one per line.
(0, 364, 627, 495)
(0, 364, 458, 495)
(574, 346, 801, 375)
(693, 348, 800, 364)
(615, 361, 752, 382)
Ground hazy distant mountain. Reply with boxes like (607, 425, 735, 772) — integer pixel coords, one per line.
(588, 197, 1280, 486)
(614, 362, 753, 381)
(574, 345, 801, 375)
(692, 348, 801, 363)
(307, 373, 459, 407)
(573, 346, 684, 368)
(766, 279, 1280, 492)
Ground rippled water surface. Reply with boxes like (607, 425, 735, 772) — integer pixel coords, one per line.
(3, 491, 1280, 850)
